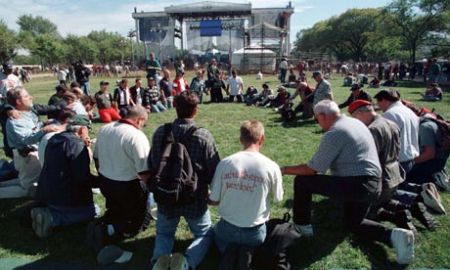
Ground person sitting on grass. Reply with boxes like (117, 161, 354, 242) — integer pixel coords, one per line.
(290, 82, 314, 119)
(338, 83, 372, 109)
(190, 69, 206, 104)
(343, 73, 355, 86)
(369, 76, 381, 88)
(271, 86, 291, 110)
(244, 86, 259, 105)
(281, 100, 415, 265)
(0, 87, 64, 199)
(95, 81, 121, 123)
(256, 83, 274, 107)
(421, 83, 443, 101)
(209, 120, 283, 267)
(143, 76, 166, 113)
(31, 110, 97, 238)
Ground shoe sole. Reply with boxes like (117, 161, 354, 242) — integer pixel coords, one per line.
(170, 253, 188, 270)
(396, 231, 415, 265)
(152, 254, 171, 270)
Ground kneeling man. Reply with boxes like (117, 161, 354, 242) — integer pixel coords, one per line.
(282, 100, 415, 265)
(209, 120, 283, 253)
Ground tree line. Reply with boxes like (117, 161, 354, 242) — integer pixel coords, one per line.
(292, 0, 450, 63)
(0, 14, 136, 67)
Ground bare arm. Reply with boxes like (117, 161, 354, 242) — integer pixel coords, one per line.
(281, 164, 317, 176)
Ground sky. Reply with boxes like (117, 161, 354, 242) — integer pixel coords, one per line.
(1, 0, 391, 41)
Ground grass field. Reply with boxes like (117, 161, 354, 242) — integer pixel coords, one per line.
(0, 71, 449, 270)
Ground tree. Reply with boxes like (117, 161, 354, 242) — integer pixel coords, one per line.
(0, 20, 17, 62)
(64, 35, 98, 63)
(384, 0, 449, 63)
(17, 15, 59, 38)
(293, 9, 384, 61)
(87, 30, 130, 64)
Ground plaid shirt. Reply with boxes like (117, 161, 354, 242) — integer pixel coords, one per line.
(148, 118, 220, 219)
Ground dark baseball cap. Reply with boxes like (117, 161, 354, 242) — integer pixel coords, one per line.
(100, 81, 109, 86)
(312, 71, 322, 78)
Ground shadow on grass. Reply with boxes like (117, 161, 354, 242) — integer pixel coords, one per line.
(0, 198, 221, 270)
(395, 81, 426, 88)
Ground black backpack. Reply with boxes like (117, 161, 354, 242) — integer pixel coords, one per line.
(254, 213, 302, 270)
(153, 124, 198, 205)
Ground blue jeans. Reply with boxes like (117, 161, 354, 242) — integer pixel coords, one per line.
(151, 102, 167, 113)
(80, 81, 90, 95)
(48, 204, 96, 227)
(151, 210, 213, 269)
(214, 219, 266, 253)
(164, 96, 173, 109)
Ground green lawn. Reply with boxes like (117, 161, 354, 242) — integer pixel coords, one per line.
(0, 72, 449, 270)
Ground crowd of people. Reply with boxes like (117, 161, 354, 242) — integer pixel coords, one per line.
(0, 53, 449, 270)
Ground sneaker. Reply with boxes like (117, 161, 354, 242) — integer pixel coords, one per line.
(395, 210, 417, 235)
(421, 183, 446, 214)
(170, 253, 189, 270)
(97, 245, 133, 265)
(30, 207, 53, 238)
(294, 224, 314, 237)
(410, 202, 437, 230)
(391, 228, 415, 265)
(152, 254, 171, 270)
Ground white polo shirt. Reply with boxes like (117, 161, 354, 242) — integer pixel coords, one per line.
(94, 122, 150, 181)
(382, 101, 420, 162)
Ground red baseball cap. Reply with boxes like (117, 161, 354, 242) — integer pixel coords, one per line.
(348, 100, 372, 114)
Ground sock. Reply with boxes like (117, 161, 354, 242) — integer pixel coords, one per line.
(107, 224, 115, 236)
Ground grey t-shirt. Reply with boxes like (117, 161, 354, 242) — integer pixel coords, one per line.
(419, 119, 450, 161)
(308, 115, 381, 177)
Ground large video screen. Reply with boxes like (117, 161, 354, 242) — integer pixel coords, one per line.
(200, 20, 222, 37)
(138, 17, 169, 42)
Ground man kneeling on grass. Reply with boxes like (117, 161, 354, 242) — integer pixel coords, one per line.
(31, 110, 97, 238)
(209, 120, 283, 267)
(281, 100, 415, 265)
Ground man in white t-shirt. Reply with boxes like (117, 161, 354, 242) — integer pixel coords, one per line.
(226, 69, 244, 103)
(209, 120, 283, 254)
(88, 105, 151, 263)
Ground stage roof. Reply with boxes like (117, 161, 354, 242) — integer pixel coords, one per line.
(164, 1, 252, 18)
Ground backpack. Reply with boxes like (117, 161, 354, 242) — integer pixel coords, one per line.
(421, 116, 450, 152)
(254, 213, 302, 270)
(153, 124, 198, 205)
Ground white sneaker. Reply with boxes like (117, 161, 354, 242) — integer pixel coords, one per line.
(170, 253, 189, 270)
(152, 254, 171, 270)
(391, 228, 415, 265)
(294, 223, 314, 237)
(421, 183, 446, 215)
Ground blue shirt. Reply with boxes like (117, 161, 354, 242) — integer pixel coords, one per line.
(6, 111, 44, 149)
